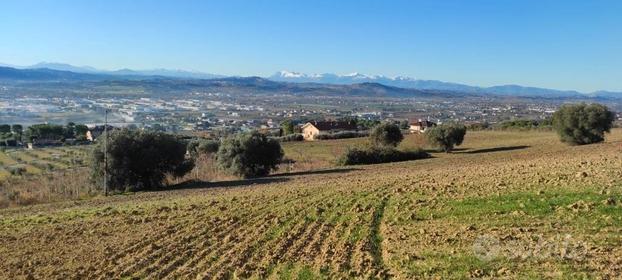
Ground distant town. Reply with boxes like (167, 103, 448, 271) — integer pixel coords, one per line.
(1, 92, 599, 135)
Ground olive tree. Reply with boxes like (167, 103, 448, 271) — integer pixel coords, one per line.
(91, 129, 194, 192)
(188, 138, 220, 157)
(426, 123, 467, 152)
(370, 122, 404, 147)
(552, 103, 615, 145)
(216, 131, 283, 178)
(280, 119, 295, 135)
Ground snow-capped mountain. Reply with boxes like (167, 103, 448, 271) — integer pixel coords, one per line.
(269, 70, 480, 92)
(269, 70, 621, 98)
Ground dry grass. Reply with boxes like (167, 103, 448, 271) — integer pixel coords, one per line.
(165, 154, 237, 186)
(0, 168, 97, 208)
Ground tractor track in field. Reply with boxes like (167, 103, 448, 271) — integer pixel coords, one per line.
(368, 195, 390, 278)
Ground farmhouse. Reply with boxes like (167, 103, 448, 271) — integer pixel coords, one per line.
(410, 119, 436, 133)
(301, 120, 357, 140)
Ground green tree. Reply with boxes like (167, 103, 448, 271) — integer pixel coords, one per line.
(280, 119, 295, 135)
(399, 119, 410, 130)
(216, 131, 283, 178)
(426, 123, 467, 152)
(65, 122, 76, 138)
(26, 124, 66, 141)
(11, 124, 23, 140)
(370, 122, 404, 147)
(0, 124, 10, 133)
(91, 129, 194, 191)
(552, 103, 615, 145)
(188, 139, 220, 157)
(74, 124, 89, 140)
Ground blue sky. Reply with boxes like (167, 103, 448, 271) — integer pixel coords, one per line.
(1, 0, 621, 92)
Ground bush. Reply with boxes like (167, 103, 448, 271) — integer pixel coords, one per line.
(426, 123, 467, 152)
(467, 122, 491, 131)
(497, 119, 552, 131)
(337, 147, 430, 165)
(8, 165, 26, 176)
(198, 140, 220, 154)
(216, 131, 284, 178)
(280, 120, 295, 135)
(552, 103, 615, 145)
(188, 139, 220, 156)
(370, 122, 404, 147)
(91, 129, 195, 192)
(313, 131, 369, 140)
(274, 133, 304, 142)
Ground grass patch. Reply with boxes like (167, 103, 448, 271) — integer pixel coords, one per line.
(296, 266, 317, 280)
(448, 190, 615, 215)
(369, 197, 388, 268)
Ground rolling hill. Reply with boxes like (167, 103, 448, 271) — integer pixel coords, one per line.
(0, 66, 468, 98)
(0, 65, 620, 100)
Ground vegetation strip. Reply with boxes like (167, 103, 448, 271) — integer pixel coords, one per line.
(369, 196, 389, 273)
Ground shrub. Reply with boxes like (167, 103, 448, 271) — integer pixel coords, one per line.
(337, 147, 430, 165)
(274, 133, 304, 142)
(313, 131, 369, 140)
(552, 103, 615, 145)
(370, 122, 404, 147)
(91, 129, 195, 192)
(198, 140, 220, 154)
(426, 123, 467, 152)
(280, 120, 295, 135)
(467, 122, 491, 131)
(189, 139, 220, 156)
(216, 131, 284, 178)
(8, 165, 27, 176)
(497, 119, 552, 131)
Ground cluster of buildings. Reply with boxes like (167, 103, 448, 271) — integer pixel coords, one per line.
(3, 91, 620, 142)
(299, 119, 437, 141)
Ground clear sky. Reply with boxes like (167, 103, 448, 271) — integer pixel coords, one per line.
(1, 0, 621, 92)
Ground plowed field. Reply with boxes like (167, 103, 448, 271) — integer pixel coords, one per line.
(1, 130, 621, 279)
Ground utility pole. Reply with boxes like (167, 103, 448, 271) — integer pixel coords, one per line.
(104, 109, 109, 196)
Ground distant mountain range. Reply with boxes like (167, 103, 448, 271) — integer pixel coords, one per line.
(0, 66, 472, 99)
(269, 70, 621, 98)
(1, 62, 225, 80)
(0, 62, 620, 99)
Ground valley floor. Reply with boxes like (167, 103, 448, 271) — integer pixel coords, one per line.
(1, 130, 621, 279)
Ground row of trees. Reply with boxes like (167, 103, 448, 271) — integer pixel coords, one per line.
(0, 123, 90, 145)
(92, 130, 284, 192)
(279, 117, 411, 137)
(28, 123, 90, 141)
